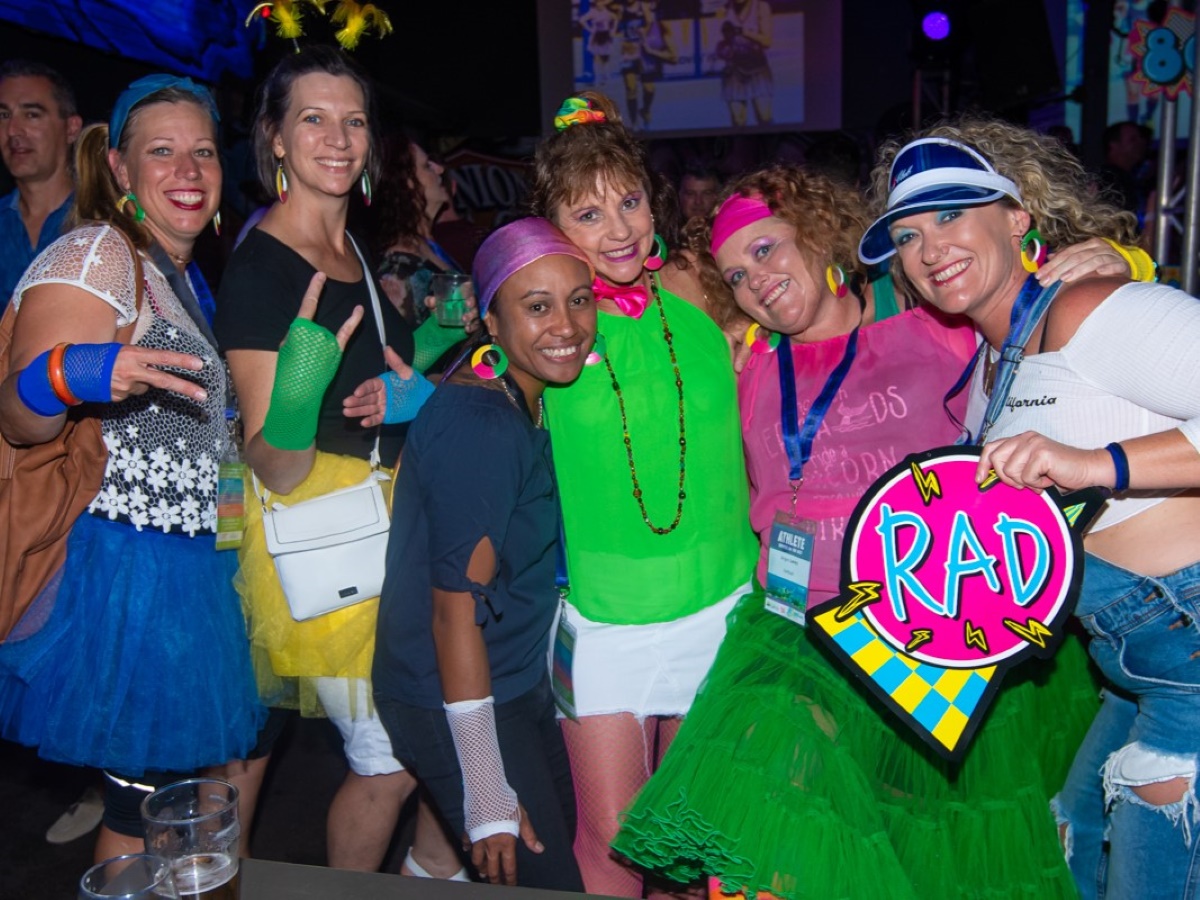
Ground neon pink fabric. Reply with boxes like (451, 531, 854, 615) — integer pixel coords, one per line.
(591, 277, 650, 318)
(710, 194, 772, 254)
(739, 307, 977, 607)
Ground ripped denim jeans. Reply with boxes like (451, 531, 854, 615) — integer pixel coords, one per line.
(1053, 553, 1200, 899)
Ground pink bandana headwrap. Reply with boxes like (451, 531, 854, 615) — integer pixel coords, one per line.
(710, 193, 774, 255)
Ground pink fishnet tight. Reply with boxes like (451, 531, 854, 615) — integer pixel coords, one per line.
(562, 713, 684, 898)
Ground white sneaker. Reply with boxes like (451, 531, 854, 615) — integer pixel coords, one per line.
(401, 848, 470, 882)
(45, 785, 104, 844)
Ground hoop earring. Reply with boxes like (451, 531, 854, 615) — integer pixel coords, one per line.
(744, 322, 780, 354)
(825, 264, 848, 299)
(275, 159, 289, 204)
(1021, 228, 1046, 273)
(643, 233, 668, 272)
(585, 333, 607, 366)
(117, 192, 145, 223)
(212, 210, 222, 237)
(360, 170, 373, 207)
(471, 344, 509, 379)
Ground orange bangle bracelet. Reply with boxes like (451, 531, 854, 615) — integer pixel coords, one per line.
(47, 343, 82, 407)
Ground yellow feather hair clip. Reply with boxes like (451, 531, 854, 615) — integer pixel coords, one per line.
(245, 0, 329, 41)
(330, 1, 394, 51)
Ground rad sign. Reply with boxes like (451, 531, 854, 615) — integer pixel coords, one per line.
(809, 447, 1104, 761)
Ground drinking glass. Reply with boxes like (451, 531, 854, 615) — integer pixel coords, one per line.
(431, 272, 472, 326)
(141, 779, 240, 899)
(78, 853, 179, 899)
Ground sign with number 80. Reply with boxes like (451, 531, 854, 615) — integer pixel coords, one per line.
(1131, 8, 1196, 98)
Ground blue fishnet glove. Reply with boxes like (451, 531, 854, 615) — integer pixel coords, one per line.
(381, 368, 435, 424)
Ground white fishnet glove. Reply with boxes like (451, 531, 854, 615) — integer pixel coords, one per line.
(443, 696, 519, 842)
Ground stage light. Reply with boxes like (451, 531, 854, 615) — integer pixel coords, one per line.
(922, 11, 951, 41)
(912, 1, 962, 66)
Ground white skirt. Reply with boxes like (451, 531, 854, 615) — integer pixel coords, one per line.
(558, 581, 751, 718)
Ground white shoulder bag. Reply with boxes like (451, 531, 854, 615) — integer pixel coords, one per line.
(257, 234, 394, 621)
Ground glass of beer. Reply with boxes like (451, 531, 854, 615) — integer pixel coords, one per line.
(79, 853, 179, 899)
(141, 779, 240, 899)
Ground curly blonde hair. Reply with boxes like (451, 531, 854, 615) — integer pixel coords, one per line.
(868, 116, 1138, 249)
(686, 165, 872, 330)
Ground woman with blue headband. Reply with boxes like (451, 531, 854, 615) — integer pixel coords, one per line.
(0, 74, 263, 860)
(373, 217, 595, 890)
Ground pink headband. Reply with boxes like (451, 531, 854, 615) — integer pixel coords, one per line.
(710, 193, 773, 254)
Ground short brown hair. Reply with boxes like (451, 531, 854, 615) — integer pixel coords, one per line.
(530, 92, 656, 222)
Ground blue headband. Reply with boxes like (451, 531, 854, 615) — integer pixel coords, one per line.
(109, 75, 220, 149)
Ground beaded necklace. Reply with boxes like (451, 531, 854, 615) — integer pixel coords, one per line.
(601, 278, 687, 535)
(497, 377, 545, 428)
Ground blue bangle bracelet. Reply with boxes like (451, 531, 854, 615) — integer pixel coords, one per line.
(16, 348, 67, 417)
(1105, 442, 1130, 492)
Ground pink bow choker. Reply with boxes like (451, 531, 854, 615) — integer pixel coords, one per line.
(592, 277, 650, 318)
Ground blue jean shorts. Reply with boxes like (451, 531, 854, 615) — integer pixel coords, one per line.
(1076, 553, 1200, 757)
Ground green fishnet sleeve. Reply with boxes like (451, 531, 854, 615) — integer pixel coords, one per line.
(260, 319, 342, 451)
(412, 316, 467, 373)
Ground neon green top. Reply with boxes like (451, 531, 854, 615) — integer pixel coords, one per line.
(544, 282, 758, 625)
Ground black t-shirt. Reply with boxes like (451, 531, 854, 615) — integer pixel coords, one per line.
(214, 228, 414, 463)
(373, 383, 559, 709)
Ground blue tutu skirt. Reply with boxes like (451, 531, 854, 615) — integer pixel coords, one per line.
(0, 513, 265, 775)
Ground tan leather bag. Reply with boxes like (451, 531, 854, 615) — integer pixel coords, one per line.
(0, 228, 142, 641)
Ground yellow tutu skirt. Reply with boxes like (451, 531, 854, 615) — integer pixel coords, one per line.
(238, 452, 393, 716)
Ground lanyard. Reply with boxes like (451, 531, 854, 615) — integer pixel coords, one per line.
(943, 273, 1062, 445)
(777, 326, 860, 486)
(186, 262, 217, 327)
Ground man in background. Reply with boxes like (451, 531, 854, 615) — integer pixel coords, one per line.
(0, 59, 98, 846)
(677, 162, 721, 224)
(1097, 120, 1151, 219)
(0, 59, 81, 309)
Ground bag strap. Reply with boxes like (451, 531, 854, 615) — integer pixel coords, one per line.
(346, 232, 385, 471)
(111, 224, 145, 344)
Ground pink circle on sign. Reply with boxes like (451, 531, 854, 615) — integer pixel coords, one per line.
(848, 453, 1074, 668)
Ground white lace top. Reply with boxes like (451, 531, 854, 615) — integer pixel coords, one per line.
(14, 224, 228, 536)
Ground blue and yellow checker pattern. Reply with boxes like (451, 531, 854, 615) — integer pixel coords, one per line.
(812, 607, 995, 755)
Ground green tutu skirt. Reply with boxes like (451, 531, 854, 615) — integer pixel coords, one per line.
(612, 589, 1099, 900)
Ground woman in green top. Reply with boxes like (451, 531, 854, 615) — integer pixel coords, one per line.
(530, 92, 759, 897)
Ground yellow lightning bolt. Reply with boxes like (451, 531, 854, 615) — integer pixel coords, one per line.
(978, 469, 1001, 491)
(1003, 617, 1054, 649)
(905, 629, 934, 652)
(964, 620, 989, 654)
(910, 461, 942, 505)
(835, 581, 882, 621)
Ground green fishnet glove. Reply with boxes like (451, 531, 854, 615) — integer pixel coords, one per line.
(412, 316, 467, 373)
(261, 318, 342, 451)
